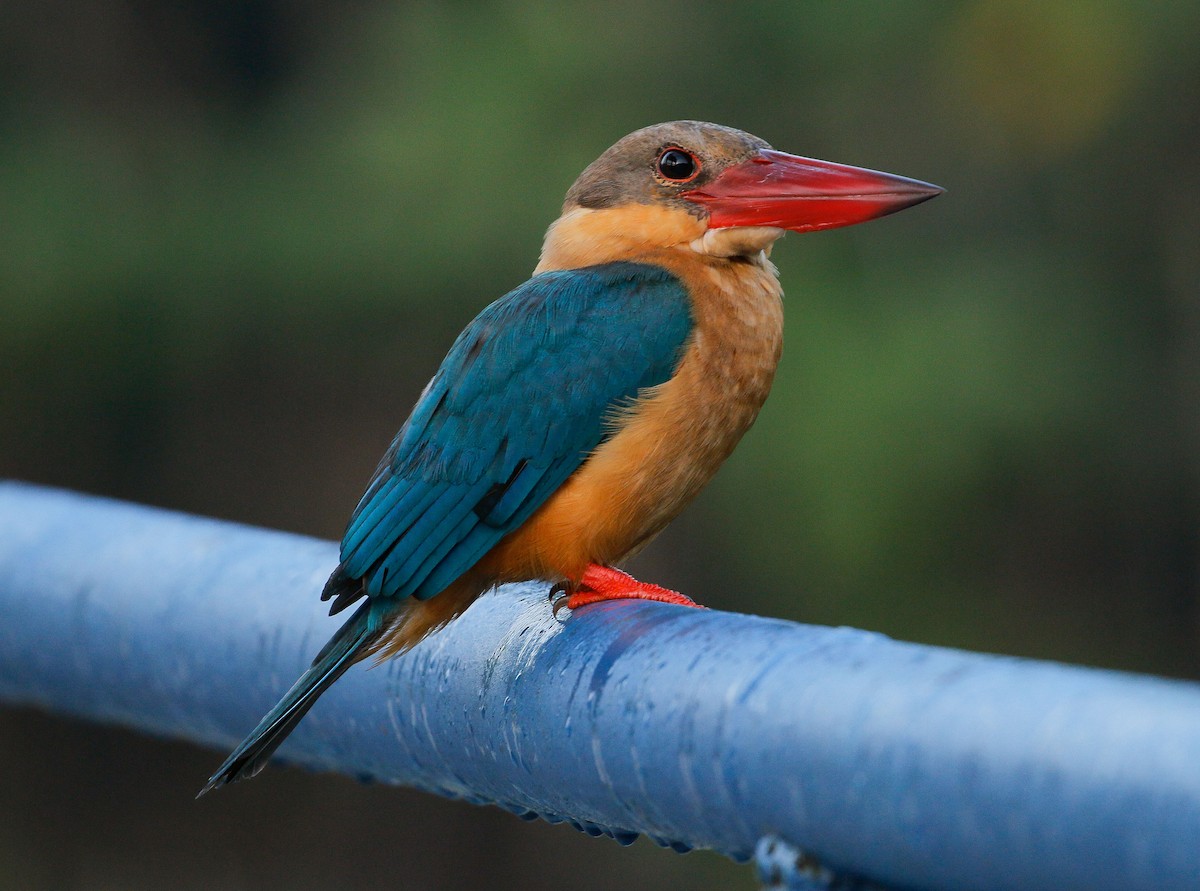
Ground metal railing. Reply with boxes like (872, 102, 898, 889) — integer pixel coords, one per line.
(1, 481, 1197, 891)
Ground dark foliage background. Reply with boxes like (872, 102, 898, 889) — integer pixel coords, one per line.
(2, 2, 1198, 888)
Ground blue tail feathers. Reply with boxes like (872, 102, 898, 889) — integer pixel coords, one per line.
(198, 599, 384, 796)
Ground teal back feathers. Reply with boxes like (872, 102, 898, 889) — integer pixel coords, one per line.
(328, 261, 693, 609)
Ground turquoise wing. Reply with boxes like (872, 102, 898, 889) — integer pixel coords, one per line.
(323, 261, 693, 608)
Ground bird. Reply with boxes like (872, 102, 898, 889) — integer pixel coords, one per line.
(200, 121, 940, 794)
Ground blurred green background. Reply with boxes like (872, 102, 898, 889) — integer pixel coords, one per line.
(2, 1, 1198, 888)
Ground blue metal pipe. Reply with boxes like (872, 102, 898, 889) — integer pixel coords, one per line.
(0, 481, 1197, 891)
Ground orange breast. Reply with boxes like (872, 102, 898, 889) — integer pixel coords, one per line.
(479, 245, 784, 584)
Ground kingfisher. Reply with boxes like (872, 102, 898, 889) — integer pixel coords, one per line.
(201, 121, 940, 793)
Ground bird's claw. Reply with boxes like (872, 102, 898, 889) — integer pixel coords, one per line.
(548, 582, 572, 618)
(549, 566, 704, 620)
(564, 564, 706, 612)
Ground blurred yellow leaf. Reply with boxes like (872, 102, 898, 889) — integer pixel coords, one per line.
(939, 0, 1146, 159)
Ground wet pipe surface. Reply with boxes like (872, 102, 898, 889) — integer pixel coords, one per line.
(1, 481, 1198, 891)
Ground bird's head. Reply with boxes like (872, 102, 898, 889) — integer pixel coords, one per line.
(538, 121, 941, 270)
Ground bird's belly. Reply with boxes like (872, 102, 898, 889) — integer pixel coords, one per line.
(481, 393, 741, 581)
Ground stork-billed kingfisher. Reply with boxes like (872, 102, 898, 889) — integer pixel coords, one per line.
(201, 121, 940, 793)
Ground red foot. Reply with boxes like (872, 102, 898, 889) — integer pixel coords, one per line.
(564, 564, 705, 610)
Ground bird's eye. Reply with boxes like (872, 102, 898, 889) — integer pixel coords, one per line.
(657, 148, 699, 183)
